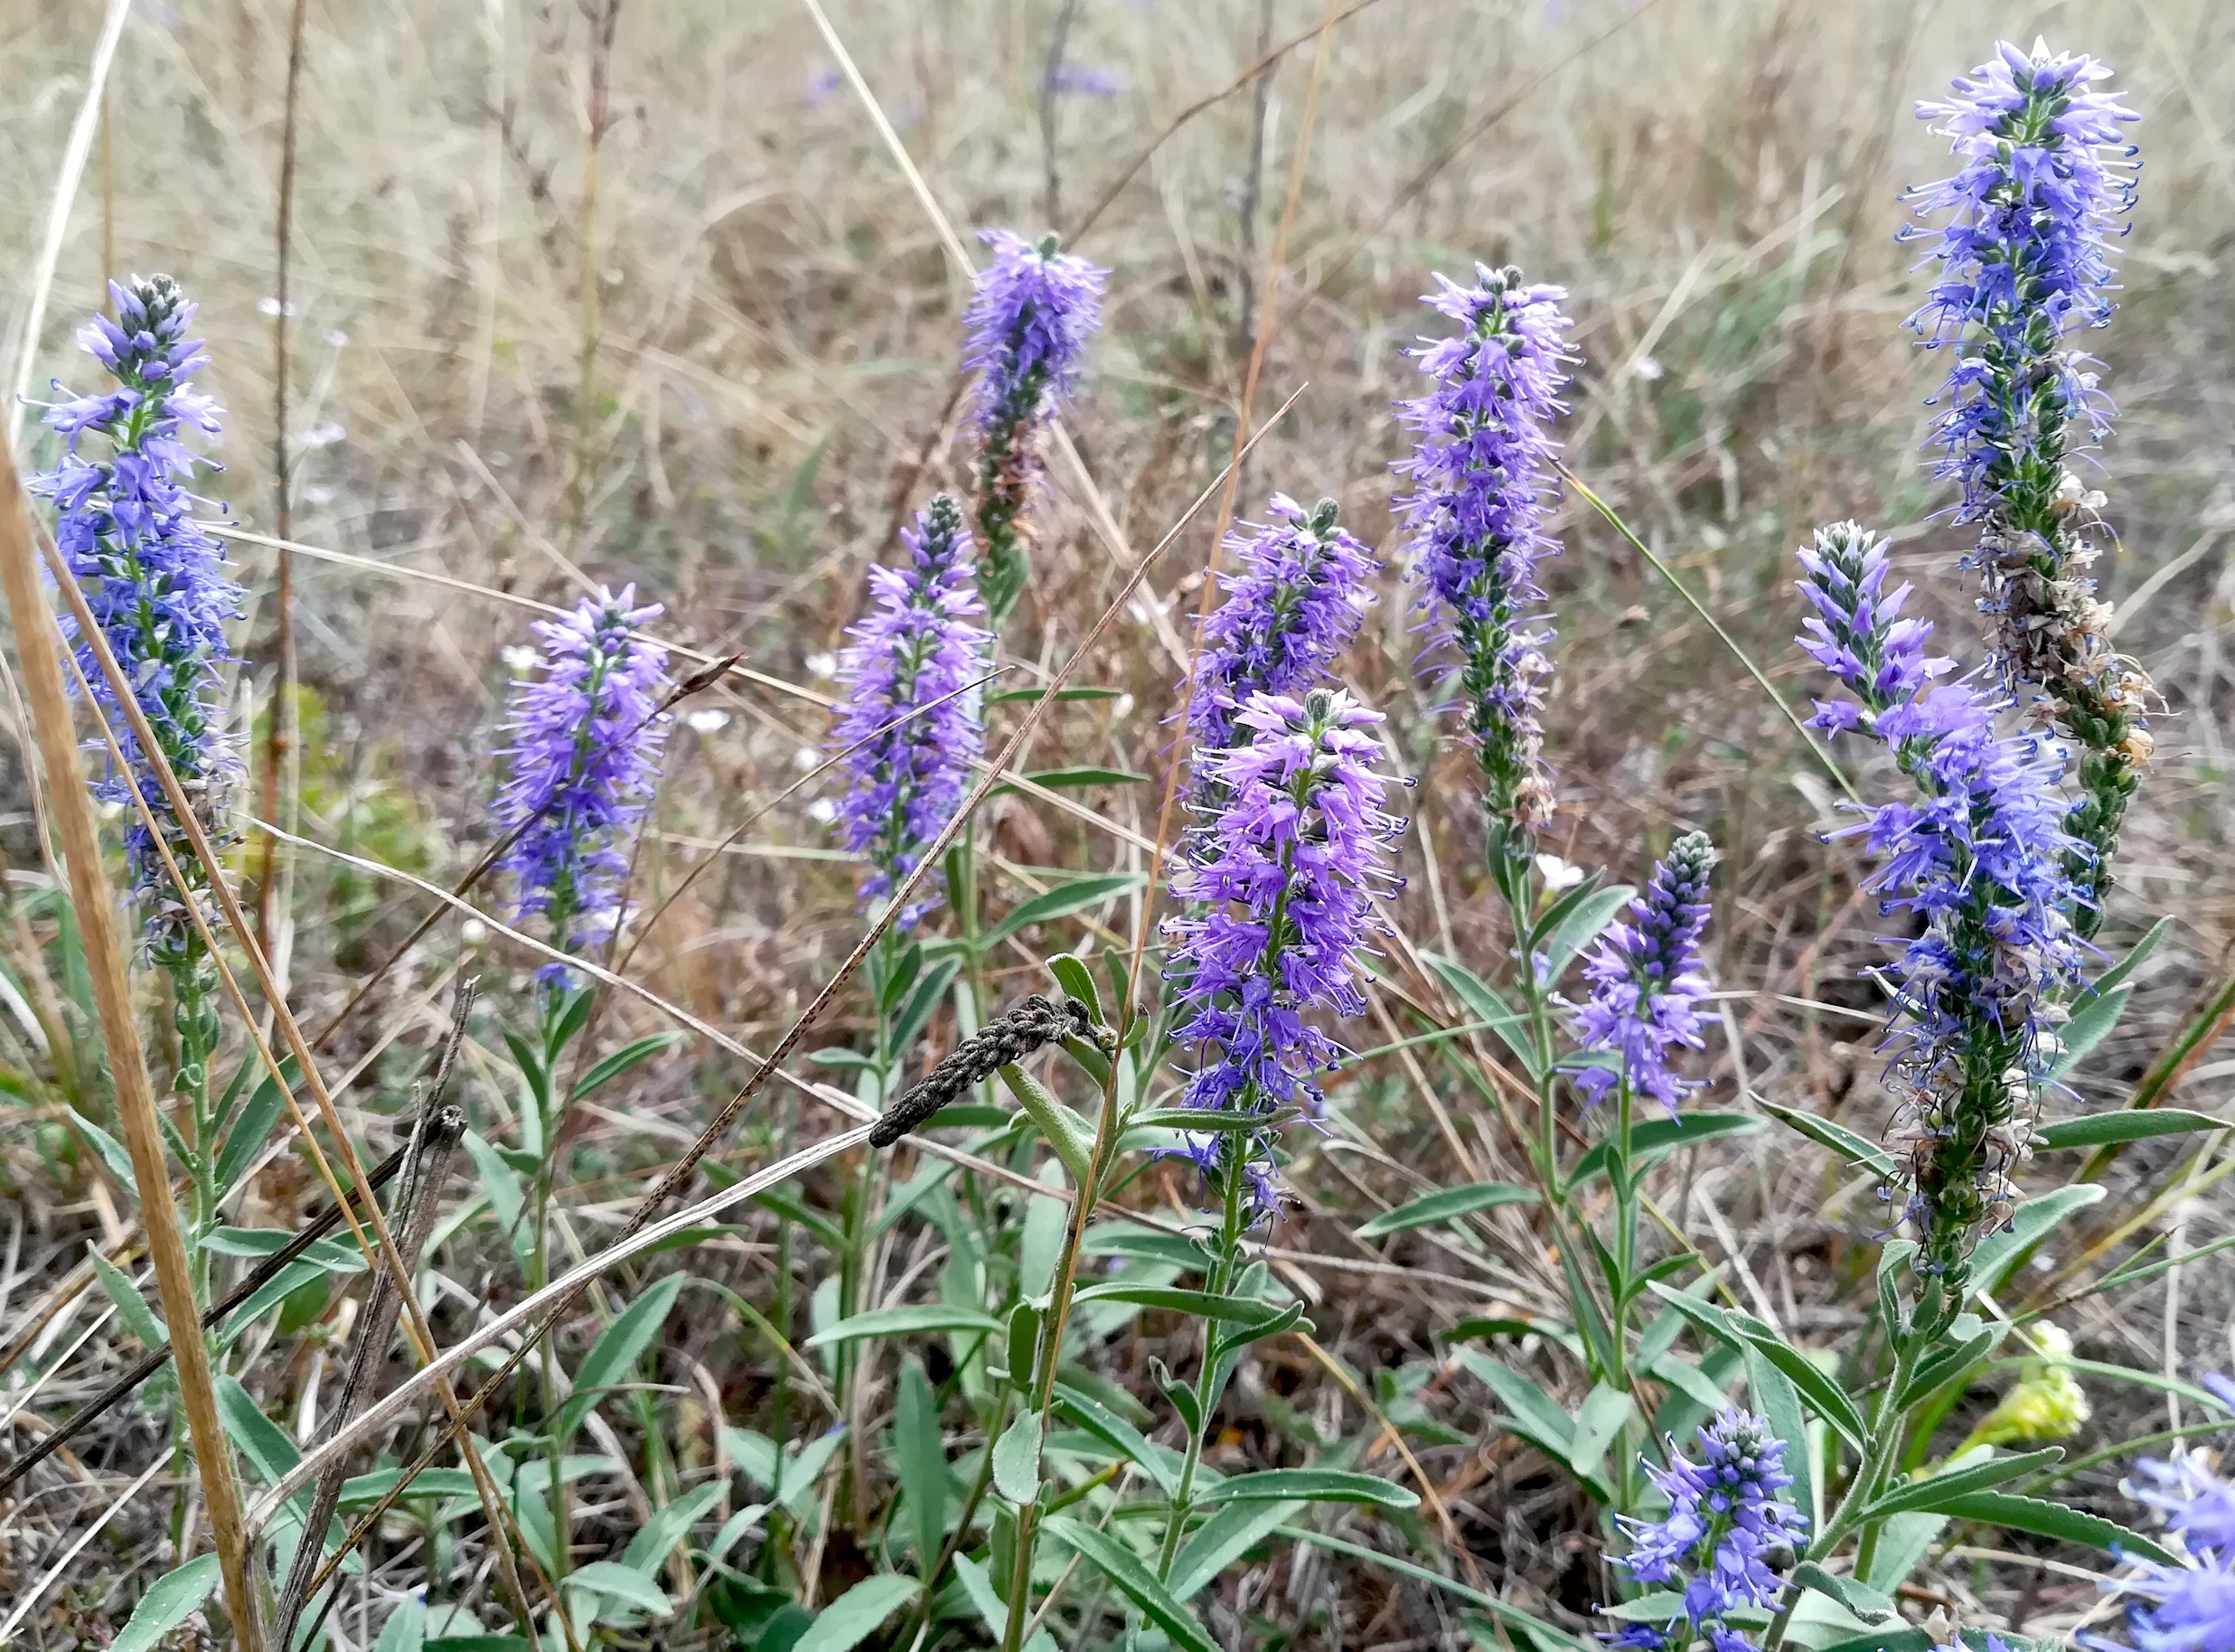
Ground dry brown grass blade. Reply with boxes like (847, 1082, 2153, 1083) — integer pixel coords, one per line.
(40, 525, 550, 1638)
(0, 438, 265, 1647)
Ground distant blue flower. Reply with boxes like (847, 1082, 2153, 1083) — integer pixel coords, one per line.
(828, 494, 991, 927)
(30, 275, 239, 950)
(1612, 1409, 1808, 1642)
(1396, 263, 1574, 837)
(1164, 689, 1404, 1217)
(963, 229, 1107, 625)
(2087, 1445, 2235, 1652)
(1186, 493, 1376, 764)
(1049, 63, 1122, 98)
(1795, 522, 2088, 1275)
(495, 585, 670, 965)
(1571, 831, 1716, 1111)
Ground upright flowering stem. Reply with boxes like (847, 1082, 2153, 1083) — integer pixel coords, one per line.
(962, 230, 1106, 630)
(1570, 831, 1715, 1397)
(828, 493, 992, 928)
(33, 275, 239, 1242)
(1903, 40, 2146, 934)
(1397, 263, 1573, 858)
(1149, 688, 1404, 1577)
(1796, 521, 2087, 1292)
(1395, 263, 1579, 1201)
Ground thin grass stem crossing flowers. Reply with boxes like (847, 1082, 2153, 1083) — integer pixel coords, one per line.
(828, 493, 991, 926)
(494, 582, 671, 970)
(1903, 39, 2147, 932)
(1397, 262, 1574, 846)
(963, 229, 1106, 627)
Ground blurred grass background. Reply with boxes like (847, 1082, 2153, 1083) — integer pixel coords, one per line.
(1, 0, 2232, 1641)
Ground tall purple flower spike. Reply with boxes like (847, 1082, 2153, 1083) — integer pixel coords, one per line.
(1571, 831, 1716, 1112)
(31, 274, 239, 955)
(828, 493, 991, 927)
(1164, 688, 1404, 1219)
(1902, 39, 2147, 936)
(962, 229, 1107, 627)
(1795, 521, 2087, 1280)
(495, 584, 671, 967)
(1396, 263, 1574, 841)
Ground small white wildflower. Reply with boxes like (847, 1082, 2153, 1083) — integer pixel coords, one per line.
(1534, 852, 1585, 892)
(1629, 355, 1665, 381)
(806, 797, 838, 824)
(257, 296, 299, 317)
(685, 709, 730, 734)
(299, 421, 345, 448)
(502, 645, 540, 674)
(804, 652, 837, 680)
(794, 746, 821, 771)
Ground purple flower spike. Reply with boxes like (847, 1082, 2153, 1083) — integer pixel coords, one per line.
(2086, 1444, 2235, 1652)
(1903, 41, 2150, 932)
(1571, 831, 1716, 1111)
(1794, 522, 1955, 734)
(1187, 493, 1377, 765)
(1164, 688, 1405, 1220)
(963, 229, 1107, 625)
(31, 274, 239, 956)
(828, 494, 992, 927)
(1396, 263, 1574, 840)
(1609, 1409, 1808, 1647)
(495, 584, 671, 964)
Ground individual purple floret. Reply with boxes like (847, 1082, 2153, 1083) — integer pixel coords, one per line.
(828, 494, 991, 927)
(1571, 831, 1716, 1111)
(1164, 688, 1404, 1218)
(1795, 524, 2088, 1277)
(2086, 1440, 2235, 1652)
(1902, 41, 2148, 935)
(1186, 493, 1376, 764)
(495, 584, 670, 964)
(30, 275, 239, 954)
(962, 228, 1107, 626)
(1611, 1409, 1808, 1644)
(1395, 263, 1574, 840)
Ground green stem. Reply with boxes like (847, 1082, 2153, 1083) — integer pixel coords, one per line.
(1154, 1139, 1250, 1585)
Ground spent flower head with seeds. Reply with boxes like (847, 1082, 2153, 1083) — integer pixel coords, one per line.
(1612, 1409, 1808, 1642)
(1796, 523, 2088, 1279)
(32, 275, 239, 952)
(495, 584, 670, 966)
(1186, 493, 1376, 764)
(1570, 831, 1716, 1111)
(1164, 688, 1405, 1218)
(828, 494, 991, 927)
(1396, 263, 1574, 839)
(963, 229, 1107, 625)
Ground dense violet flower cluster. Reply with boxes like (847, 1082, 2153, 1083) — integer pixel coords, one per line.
(2089, 1421, 2235, 1652)
(828, 494, 991, 926)
(31, 275, 239, 949)
(1795, 522, 2088, 1276)
(1395, 263, 1573, 839)
(1903, 39, 2136, 527)
(495, 584, 670, 963)
(1904, 42, 2150, 933)
(962, 229, 1107, 625)
(1611, 1409, 1808, 1649)
(1186, 493, 1376, 763)
(1571, 831, 1716, 1111)
(1164, 689, 1404, 1216)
